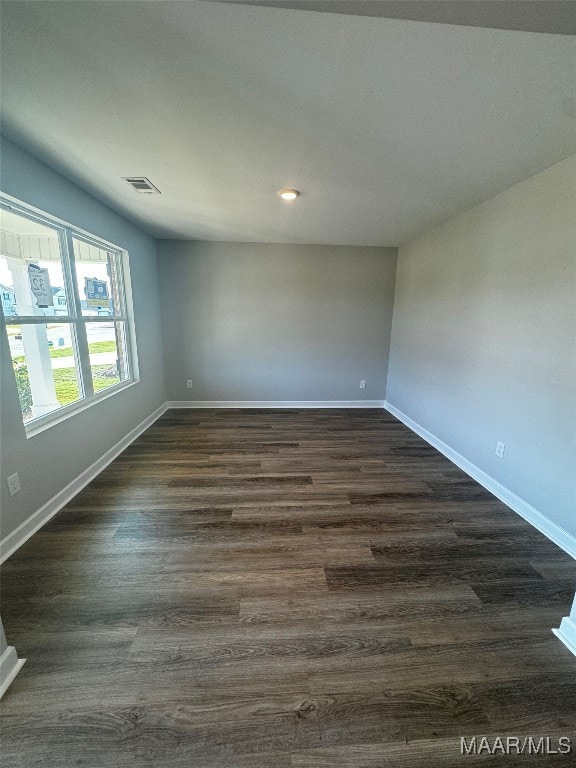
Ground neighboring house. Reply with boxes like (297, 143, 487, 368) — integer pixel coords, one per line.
(52, 287, 68, 315)
(0, 282, 70, 317)
(0, 283, 16, 316)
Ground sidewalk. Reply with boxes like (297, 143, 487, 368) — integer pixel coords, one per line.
(51, 351, 117, 369)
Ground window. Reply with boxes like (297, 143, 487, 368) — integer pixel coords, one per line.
(1, 197, 138, 435)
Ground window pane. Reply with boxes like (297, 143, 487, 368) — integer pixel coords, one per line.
(7, 323, 81, 422)
(86, 321, 130, 392)
(0, 208, 71, 318)
(73, 239, 123, 317)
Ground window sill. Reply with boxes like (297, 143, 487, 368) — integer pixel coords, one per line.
(24, 379, 139, 438)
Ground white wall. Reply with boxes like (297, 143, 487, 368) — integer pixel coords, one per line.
(386, 155, 576, 536)
(0, 137, 167, 544)
(158, 241, 397, 402)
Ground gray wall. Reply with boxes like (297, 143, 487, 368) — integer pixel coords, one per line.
(0, 137, 166, 543)
(158, 241, 397, 402)
(386, 155, 576, 535)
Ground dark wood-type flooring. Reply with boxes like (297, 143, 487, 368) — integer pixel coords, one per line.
(1, 409, 576, 767)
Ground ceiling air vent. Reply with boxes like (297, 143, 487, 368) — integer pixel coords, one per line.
(123, 177, 161, 194)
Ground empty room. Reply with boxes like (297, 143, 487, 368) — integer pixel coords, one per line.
(0, 1, 575, 765)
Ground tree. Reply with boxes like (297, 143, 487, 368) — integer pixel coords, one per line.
(13, 361, 32, 416)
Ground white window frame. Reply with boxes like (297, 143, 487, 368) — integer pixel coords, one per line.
(1, 193, 139, 438)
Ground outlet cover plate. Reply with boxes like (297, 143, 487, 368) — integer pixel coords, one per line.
(7, 473, 21, 496)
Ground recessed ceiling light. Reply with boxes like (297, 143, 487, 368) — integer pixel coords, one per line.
(277, 188, 300, 201)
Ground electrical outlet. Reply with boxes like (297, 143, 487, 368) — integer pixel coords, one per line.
(495, 441, 505, 459)
(7, 472, 21, 496)
(186, 380, 193, 389)
(359, 380, 366, 389)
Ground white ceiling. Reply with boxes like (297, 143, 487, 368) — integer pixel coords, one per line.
(216, 1, 576, 35)
(1, 0, 574, 245)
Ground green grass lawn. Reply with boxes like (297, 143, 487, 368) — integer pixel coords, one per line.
(50, 340, 116, 358)
(13, 340, 116, 363)
(53, 365, 120, 404)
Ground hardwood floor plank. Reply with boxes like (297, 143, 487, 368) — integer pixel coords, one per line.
(1, 408, 574, 767)
(471, 579, 576, 607)
(324, 563, 544, 590)
(239, 586, 484, 624)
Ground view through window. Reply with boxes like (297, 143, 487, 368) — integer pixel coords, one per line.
(1, 200, 136, 429)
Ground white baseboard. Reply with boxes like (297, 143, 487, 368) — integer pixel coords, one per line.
(4, 396, 574, 570)
(384, 400, 576, 561)
(0, 646, 25, 699)
(0, 403, 168, 564)
(166, 400, 385, 409)
(553, 617, 576, 658)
